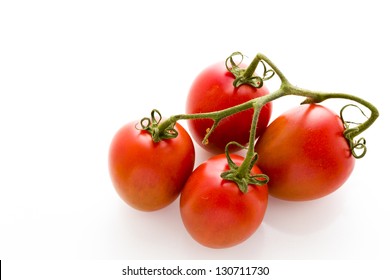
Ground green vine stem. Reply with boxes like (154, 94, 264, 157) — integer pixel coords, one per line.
(219, 103, 269, 192)
(144, 52, 379, 192)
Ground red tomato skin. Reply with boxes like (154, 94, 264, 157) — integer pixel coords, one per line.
(186, 62, 272, 153)
(109, 121, 195, 211)
(255, 104, 355, 201)
(180, 154, 268, 249)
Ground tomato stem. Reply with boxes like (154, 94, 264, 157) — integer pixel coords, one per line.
(256, 53, 290, 85)
(219, 101, 270, 193)
(157, 101, 256, 143)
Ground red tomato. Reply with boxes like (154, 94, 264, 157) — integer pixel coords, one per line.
(109, 121, 195, 211)
(255, 104, 355, 201)
(180, 154, 268, 248)
(186, 62, 272, 153)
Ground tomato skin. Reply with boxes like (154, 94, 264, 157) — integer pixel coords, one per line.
(109, 121, 195, 211)
(186, 62, 272, 153)
(255, 104, 355, 201)
(180, 154, 268, 249)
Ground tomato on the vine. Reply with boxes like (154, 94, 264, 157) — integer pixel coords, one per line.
(255, 104, 355, 201)
(180, 154, 268, 248)
(109, 121, 195, 211)
(186, 61, 272, 153)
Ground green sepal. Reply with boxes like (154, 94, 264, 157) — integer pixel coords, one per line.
(220, 141, 269, 193)
(340, 104, 368, 159)
(138, 109, 178, 142)
(225, 52, 275, 89)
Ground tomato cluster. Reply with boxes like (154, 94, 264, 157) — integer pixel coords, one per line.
(108, 54, 362, 249)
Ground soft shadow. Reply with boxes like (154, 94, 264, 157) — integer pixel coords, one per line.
(263, 190, 347, 235)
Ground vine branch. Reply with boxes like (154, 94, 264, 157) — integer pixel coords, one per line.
(141, 51, 379, 192)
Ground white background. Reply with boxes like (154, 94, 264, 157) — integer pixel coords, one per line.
(1, 0, 389, 261)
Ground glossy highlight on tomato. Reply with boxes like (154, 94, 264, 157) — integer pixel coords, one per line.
(255, 104, 355, 201)
(180, 154, 268, 248)
(109, 121, 195, 211)
(186, 61, 272, 153)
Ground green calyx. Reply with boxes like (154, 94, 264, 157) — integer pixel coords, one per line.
(138, 109, 178, 142)
(220, 142, 269, 193)
(225, 51, 275, 88)
(340, 104, 369, 159)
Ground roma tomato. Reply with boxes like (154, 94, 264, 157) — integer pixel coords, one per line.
(255, 104, 355, 201)
(186, 61, 272, 153)
(180, 154, 268, 249)
(109, 121, 195, 211)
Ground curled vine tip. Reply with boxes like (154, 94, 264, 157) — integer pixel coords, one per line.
(136, 109, 178, 142)
(340, 104, 369, 159)
(225, 52, 275, 88)
(220, 141, 269, 193)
